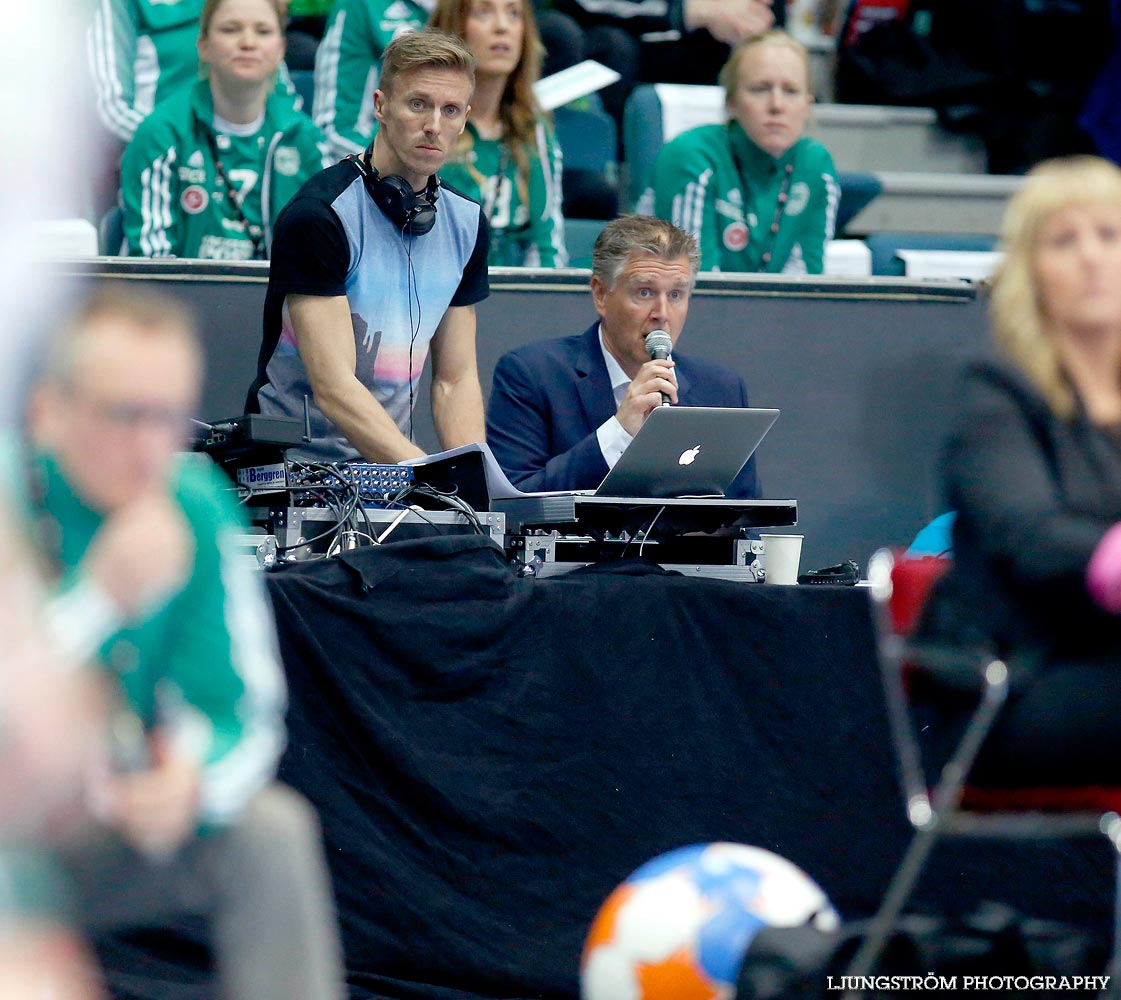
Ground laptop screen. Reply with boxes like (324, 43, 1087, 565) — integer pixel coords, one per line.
(594, 406, 779, 499)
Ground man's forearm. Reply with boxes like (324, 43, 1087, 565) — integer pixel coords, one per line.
(288, 294, 425, 462)
(316, 376, 425, 462)
(431, 376, 486, 451)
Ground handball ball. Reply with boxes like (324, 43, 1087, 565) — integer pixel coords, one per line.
(581, 842, 840, 1000)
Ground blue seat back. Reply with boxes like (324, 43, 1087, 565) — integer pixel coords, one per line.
(864, 232, 997, 276)
(563, 217, 606, 269)
(553, 105, 617, 175)
(622, 85, 665, 211)
(289, 69, 315, 114)
(835, 171, 883, 234)
(99, 205, 125, 256)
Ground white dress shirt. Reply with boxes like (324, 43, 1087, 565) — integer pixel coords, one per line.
(594, 325, 636, 469)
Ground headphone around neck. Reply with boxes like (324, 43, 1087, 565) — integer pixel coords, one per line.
(348, 150, 439, 237)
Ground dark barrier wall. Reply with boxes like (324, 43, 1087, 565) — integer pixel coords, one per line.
(53, 261, 990, 570)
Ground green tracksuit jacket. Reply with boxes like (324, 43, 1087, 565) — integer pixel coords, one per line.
(10, 446, 287, 828)
(121, 79, 328, 260)
(439, 120, 567, 268)
(312, 0, 433, 160)
(89, 0, 208, 141)
(650, 121, 839, 274)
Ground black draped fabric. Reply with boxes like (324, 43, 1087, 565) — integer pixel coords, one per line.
(264, 535, 1112, 1000)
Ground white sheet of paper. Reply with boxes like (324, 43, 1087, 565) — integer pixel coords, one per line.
(533, 60, 622, 112)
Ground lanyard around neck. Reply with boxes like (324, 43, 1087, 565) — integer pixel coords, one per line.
(203, 128, 266, 260)
(730, 134, 795, 271)
(463, 139, 514, 224)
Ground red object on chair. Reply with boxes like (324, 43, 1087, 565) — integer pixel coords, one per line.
(843, 548, 1121, 994)
(884, 554, 948, 636)
(840, 0, 911, 48)
(961, 785, 1121, 814)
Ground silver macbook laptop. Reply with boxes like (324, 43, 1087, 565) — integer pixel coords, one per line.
(594, 405, 779, 499)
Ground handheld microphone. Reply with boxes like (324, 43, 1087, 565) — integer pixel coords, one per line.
(645, 330, 673, 407)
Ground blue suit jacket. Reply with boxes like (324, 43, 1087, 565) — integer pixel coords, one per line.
(486, 322, 760, 496)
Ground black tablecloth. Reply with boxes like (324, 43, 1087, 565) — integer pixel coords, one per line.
(265, 536, 1112, 1000)
(93, 535, 1113, 998)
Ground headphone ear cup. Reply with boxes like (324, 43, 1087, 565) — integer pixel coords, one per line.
(406, 198, 437, 236)
(408, 202, 432, 236)
(404, 175, 439, 236)
(372, 173, 414, 230)
(364, 166, 438, 235)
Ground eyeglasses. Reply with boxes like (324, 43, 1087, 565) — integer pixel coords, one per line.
(69, 388, 195, 435)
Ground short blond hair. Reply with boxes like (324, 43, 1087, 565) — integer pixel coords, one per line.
(719, 29, 812, 108)
(378, 28, 476, 97)
(41, 282, 200, 387)
(990, 155, 1121, 418)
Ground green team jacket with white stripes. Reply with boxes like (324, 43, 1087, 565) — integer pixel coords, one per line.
(439, 120, 568, 268)
(88, 0, 297, 142)
(121, 79, 328, 260)
(313, 0, 434, 160)
(12, 445, 287, 829)
(650, 121, 839, 274)
(89, 0, 207, 142)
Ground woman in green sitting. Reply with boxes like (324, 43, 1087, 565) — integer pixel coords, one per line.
(649, 30, 838, 274)
(430, 0, 568, 267)
(120, 0, 328, 260)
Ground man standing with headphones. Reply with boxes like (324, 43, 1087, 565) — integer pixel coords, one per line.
(247, 29, 489, 463)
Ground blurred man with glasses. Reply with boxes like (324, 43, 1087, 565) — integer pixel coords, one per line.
(4, 282, 345, 999)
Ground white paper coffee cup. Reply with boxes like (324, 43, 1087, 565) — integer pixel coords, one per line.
(760, 533, 804, 586)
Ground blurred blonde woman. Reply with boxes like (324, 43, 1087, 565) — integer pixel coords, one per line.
(920, 155, 1121, 787)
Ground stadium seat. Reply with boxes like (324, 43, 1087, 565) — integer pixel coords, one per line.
(621, 84, 670, 211)
(98, 205, 125, 256)
(289, 69, 315, 115)
(834, 171, 882, 234)
(553, 105, 619, 221)
(563, 217, 606, 269)
(553, 105, 617, 177)
(863, 232, 997, 276)
(285, 31, 319, 73)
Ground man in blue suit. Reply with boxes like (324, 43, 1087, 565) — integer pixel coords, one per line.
(486, 214, 759, 496)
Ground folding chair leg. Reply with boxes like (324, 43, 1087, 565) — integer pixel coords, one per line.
(842, 822, 942, 993)
(844, 663, 1009, 998)
(1104, 814, 1121, 999)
